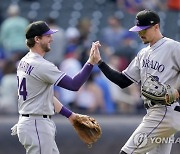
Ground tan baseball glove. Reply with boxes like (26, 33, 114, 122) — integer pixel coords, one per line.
(72, 114, 102, 147)
(142, 75, 179, 105)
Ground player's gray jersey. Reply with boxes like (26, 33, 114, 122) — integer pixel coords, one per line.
(123, 37, 180, 100)
(17, 51, 66, 115)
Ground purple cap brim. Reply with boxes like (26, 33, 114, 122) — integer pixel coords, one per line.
(43, 29, 58, 35)
(129, 25, 151, 32)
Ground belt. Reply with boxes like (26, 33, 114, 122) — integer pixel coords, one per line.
(21, 114, 51, 119)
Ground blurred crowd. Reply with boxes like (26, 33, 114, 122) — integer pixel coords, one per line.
(113, 0, 180, 13)
(0, 0, 179, 115)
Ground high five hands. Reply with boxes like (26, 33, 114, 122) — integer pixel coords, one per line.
(88, 41, 102, 65)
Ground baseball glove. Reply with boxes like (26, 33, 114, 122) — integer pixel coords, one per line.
(142, 75, 179, 105)
(72, 114, 102, 147)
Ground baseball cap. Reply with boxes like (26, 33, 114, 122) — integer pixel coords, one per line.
(129, 10, 160, 32)
(25, 21, 58, 39)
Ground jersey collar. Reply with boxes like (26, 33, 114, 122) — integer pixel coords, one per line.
(150, 37, 166, 51)
(29, 50, 43, 58)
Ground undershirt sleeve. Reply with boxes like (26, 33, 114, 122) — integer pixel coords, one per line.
(98, 61, 133, 88)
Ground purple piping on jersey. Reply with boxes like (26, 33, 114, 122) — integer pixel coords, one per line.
(35, 120, 41, 154)
(131, 106, 167, 154)
(123, 39, 167, 84)
(150, 39, 166, 51)
(123, 72, 139, 84)
(54, 73, 66, 86)
(57, 62, 93, 91)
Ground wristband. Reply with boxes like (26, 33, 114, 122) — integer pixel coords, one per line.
(59, 106, 72, 118)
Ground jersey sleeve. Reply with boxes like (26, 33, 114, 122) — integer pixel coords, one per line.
(172, 42, 180, 70)
(36, 61, 66, 85)
(122, 53, 141, 83)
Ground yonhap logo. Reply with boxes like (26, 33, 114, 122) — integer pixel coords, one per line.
(150, 137, 180, 144)
(133, 133, 180, 148)
(133, 133, 148, 148)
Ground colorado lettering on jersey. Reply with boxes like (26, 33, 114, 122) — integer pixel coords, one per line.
(142, 59, 165, 72)
(18, 61, 34, 75)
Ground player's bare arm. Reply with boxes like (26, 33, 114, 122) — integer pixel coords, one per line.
(53, 96, 76, 121)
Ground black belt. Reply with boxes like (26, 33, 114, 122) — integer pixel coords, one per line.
(22, 114, 51, 118)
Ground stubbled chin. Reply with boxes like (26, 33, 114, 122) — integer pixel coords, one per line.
(47, 47, 51, 52)
(48, 44, 51, 50)
(141, 37, 148, 44)
(143, 40, 149, 44)
(45, 46, 51, 52)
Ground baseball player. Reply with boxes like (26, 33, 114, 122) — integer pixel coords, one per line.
(14, 21, 100, 154)
(93, 10, 180, 154)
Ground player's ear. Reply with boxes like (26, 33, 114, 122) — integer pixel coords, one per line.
(34, 36, 40, 43)
(154, 24, 159, 30)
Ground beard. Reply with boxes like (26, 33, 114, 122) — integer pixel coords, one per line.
(40, 42, 50, 52)
(143, 40, 149, 44)
(140, 37, 149, 44)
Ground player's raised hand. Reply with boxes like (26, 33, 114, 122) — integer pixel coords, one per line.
(92, 41, 102, 64)
(87, 41, 101, 65)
